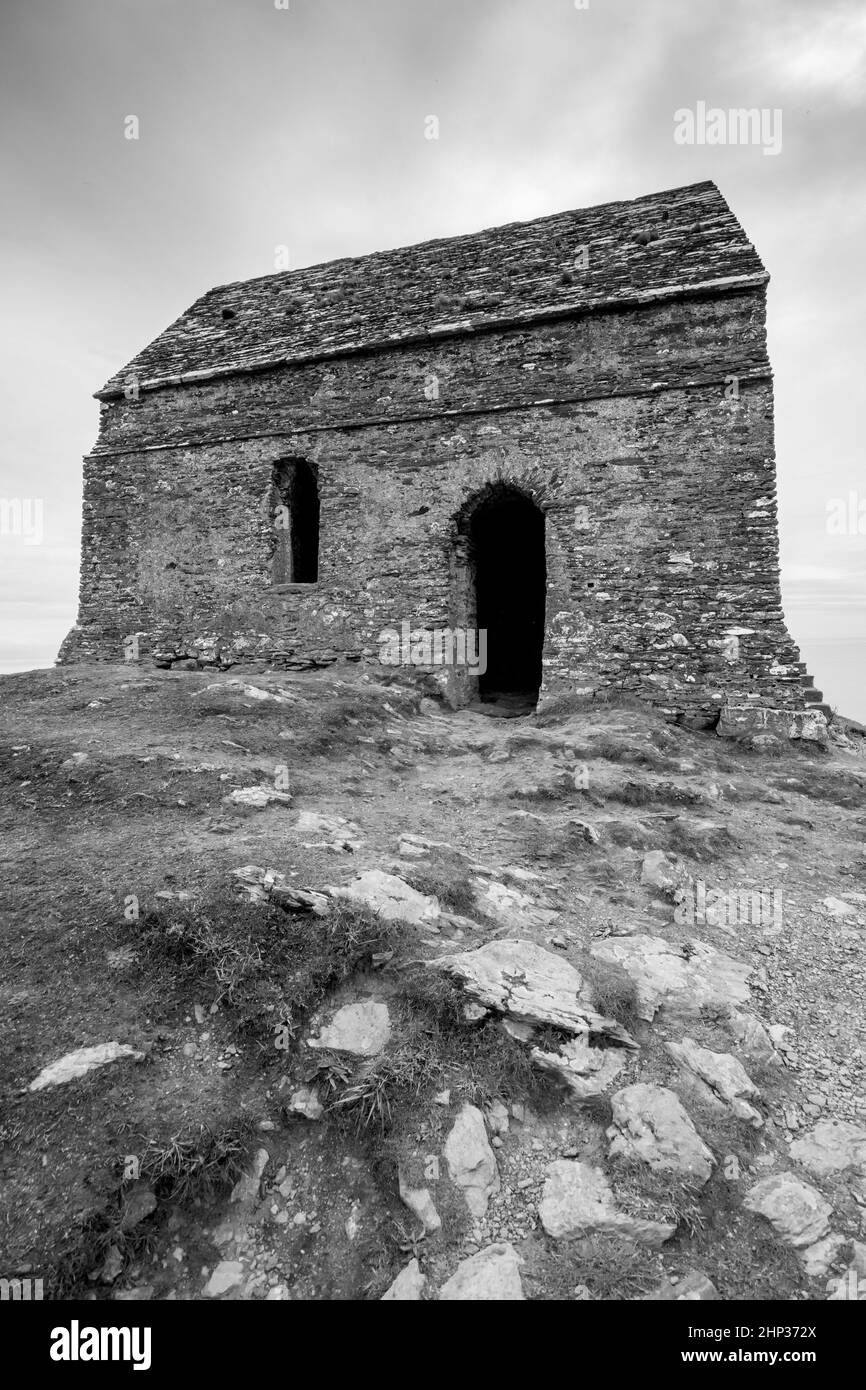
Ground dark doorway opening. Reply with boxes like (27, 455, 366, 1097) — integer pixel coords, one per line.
(271, 459, 319, 584)
(470, 487, 545, 711)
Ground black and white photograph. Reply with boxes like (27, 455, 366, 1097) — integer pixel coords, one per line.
(1, 0, 864, 1355)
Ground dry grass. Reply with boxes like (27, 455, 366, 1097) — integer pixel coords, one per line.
(324, 964, 561, 1138)
(527, 1233, 662, 1300)
(577, 953, 643, 1035)
(136, 897, 410, 1044)
(52, 1116, 255, 1297)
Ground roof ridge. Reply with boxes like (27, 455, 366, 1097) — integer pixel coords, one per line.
(97, 181, 764, 400)
(207, 179, 723, 296)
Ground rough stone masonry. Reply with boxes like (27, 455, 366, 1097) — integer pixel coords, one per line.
(58, 179, 827, 737)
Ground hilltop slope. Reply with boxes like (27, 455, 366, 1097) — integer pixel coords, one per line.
(1, 665, 864, 1301)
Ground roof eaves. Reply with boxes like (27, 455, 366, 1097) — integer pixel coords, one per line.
(94, 269, 769, 401)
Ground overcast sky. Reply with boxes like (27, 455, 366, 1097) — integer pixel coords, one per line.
(1, 0, 863, 717)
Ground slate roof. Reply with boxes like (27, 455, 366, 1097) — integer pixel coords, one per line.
(97, 180, 766, 399)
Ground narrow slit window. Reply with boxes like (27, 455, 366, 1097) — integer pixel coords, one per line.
(271, 459, 319, 584)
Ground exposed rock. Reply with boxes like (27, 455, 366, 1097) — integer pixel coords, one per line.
(296, 810, 363, 852)
(95, 1246, 124, 1284)
(328, 869, 440, 925)
(203, 1261, 245, 1297)
(119, 1183, 157, 1231)
(381, 1259, 427, 1301)
(308, 1000, 391, 1057)
(789, 1120, 866, 1177)
(644, 1270, 719, 1301)
(287, 1086, 324, 1120)
(398, 1167, 441, 1233)
(432, 938, 637, 1046)
(801, 1233, 847, 1277)
(532, 1034, 627, 1100)
(641, 850, 687, 892)
(226, 786, 292, 808)
(29, 1041, 143, 1091)
(443, 1104, 500, 1217)
(501, 1018, 535, 1044)
(666, 1038, 763, 1126)
(397, 832, 455, 857)
(724, 1008, 781, 1066)
(717, 705, 829, 745)
(231, 864, 329, 914)
(607, 1084, 715, 1185)
(229, 1148, 270, 1208)
(192, 679, 296, 705)
(437, 910, 481, 937)
(590, 935, 751, 1021)
(567, 819, 601, 844)
(470, 878, 557, 930)
(767, 1022, 798, 1065)
(821, 896, 859, 919)
(744, 1174, 832, 1248)
(438, 1243, 524, 1300)
(485, 1099, 509, 1135)
(539, 1159, 676, 1246)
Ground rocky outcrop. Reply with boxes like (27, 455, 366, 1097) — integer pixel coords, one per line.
(724, 1008, 781, 1066)
(381, 1259, 427, 1301)
(443, 1104, 500, 1217)
(231, 864, 329, 913)
(607, 1084, 715, 1185)
(590, 935, 751, 1021)
(328, 870, 440, 925)
(531, 1035, 627, 1100)
(470, 877, 557, 930)
(398, 1167, 441, 1234)
(29, 1041, 144, 1091)
(229, 1148, 270, 1210)
(308, 1000, 391, 1057)
(226, 786, 292, 809)
(666, 1038, 763, 1127)
(539, 1159, 675, 1246)
(789, 1120, 866, 1178)
(296, 810, 363, 853)
(744, 1174, 833, 1248)
(644, 1270, 719, 1301)
(438, 1243, 524, 1300)
(432, 938, 637, 1046)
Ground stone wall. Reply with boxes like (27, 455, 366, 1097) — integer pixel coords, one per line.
(59, 285, 815, 724)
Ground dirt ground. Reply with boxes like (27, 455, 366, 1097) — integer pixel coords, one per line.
(1, 662, 864, 1300)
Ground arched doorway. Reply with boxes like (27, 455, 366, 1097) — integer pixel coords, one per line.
(455, 484, 546, 711)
